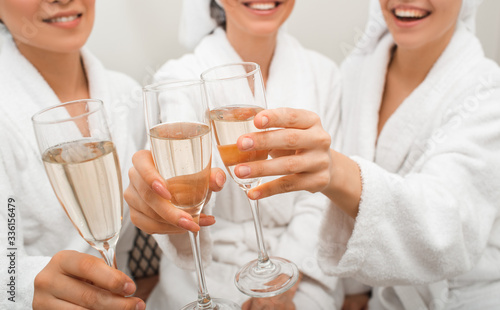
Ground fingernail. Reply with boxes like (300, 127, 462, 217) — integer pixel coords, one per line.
(152, 180, 171, 200)
(261, 116, 269, 127)
(237, 165, 251, 177)
(248, 190, 261, 200)
(123, 282, 135, 295)
(178, 217, 199, 232)
(216, 171, 226, 188)
(136, 300, 146, 310)
(241, 137, 254, 150)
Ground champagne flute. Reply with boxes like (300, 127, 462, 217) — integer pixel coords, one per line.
(201, 62, 299, 298)
(143, 80, 240, 310)
(32, 99, 122, 268)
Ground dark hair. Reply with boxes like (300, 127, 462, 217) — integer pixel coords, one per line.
(0, 20, 7, 34)
(210, 0, 226, 30)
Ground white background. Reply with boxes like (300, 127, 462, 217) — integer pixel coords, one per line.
(2, 0, 500, 84)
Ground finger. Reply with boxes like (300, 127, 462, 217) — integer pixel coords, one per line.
(130, 206, 188, 234)
(57, 251, 136, 296)
(132, 150, 171, 200)
(199, 213, 216, 227)
(237, 128, 331, 152)
(33, 296, 88, 310)
(125, 183, 172, 224)
(269, 149, 295, 159)
(264, 273, 293, 287)
(254, 108, 321, 130)
(246, 173, 328, 200)
(209, 168, 226, 192)
(53, 275, 144, 310)
(234, 151, 330, 180)
(242, 299, 253, 310)
(251, 299, 275, 310)
(129, 166, 200, 232)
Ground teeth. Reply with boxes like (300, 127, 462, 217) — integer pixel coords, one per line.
(247, 2, 277, 10)
(46, 15, 79, 23)
(394, 8, 428, 18)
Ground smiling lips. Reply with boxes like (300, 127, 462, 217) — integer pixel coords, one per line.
(393, 7, 430, 21)
(43, 13, 82, 24)
(243, 1, 282, 11)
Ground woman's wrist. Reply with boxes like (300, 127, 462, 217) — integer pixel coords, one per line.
(321, 149, 362, 219)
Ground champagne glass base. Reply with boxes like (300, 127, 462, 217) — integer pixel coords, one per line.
(235, 256, 299, 298)
(181, 298, 241, 310)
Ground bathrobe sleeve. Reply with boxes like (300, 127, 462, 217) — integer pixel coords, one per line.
(0, 149, 51, 308)
(342, 277, 371, 295)
(275, 192, 337, 275)
(318, 87, 500, 287)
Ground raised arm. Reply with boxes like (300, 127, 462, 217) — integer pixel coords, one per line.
(231, 102, 500, 285)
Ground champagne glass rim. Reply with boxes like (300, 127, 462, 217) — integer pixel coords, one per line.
(201, 62, 260, 82)
(143, 79, 204, 93)
(31, 99, 103, 125)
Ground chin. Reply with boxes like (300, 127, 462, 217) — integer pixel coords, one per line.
(389, 31, 428, 50)
(248, 22, 282, 37)
(48, 37, 89, 53)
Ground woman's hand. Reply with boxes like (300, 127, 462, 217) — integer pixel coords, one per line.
(125, 150, 226, 234)
(242, 273, 303, 310)
(233, 108, 333, 199)
(242, 295, 295, 310)
(33, 250, 145, 310)
(233, 108, 362, 218)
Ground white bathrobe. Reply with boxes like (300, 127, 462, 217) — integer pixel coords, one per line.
(318, 18, 500, 310)
(147, 28, 343, 309)
(0, 37, 146, 308)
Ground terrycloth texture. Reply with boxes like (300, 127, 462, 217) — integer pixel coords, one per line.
(317, 20, 500, 310)
(0, 38, 146, 308)
(148, 27, 342, 309)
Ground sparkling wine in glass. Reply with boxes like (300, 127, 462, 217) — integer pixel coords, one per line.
(201, 62, 299, 298)
(32, 99, 122, 268)
(143, 80, 240, 310)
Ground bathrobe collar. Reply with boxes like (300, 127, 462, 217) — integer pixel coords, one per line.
(195, 27, 305, 113)
(342, 22, 484, 173)
(0, 38, 112, 156)
(194, 28, 242, 68)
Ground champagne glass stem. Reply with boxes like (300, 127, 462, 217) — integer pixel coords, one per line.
(97, 242, 117, 268)
(188, 231, 214, 310)
(244, 189, 271, 268)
